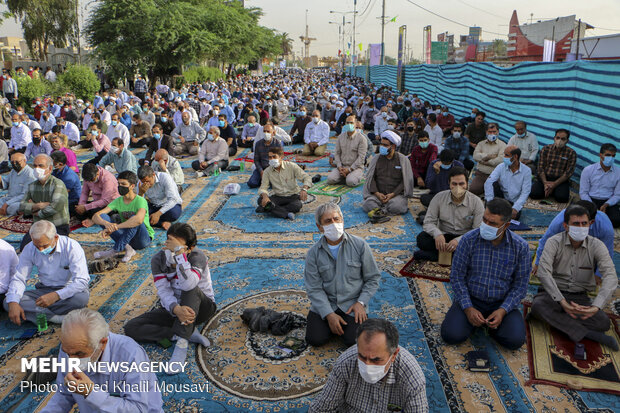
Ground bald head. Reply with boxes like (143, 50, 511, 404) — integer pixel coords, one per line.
(154, 149, 169, 162)
(10, 152, 26, 163)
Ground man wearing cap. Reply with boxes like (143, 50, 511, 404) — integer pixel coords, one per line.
(362, 131, 414, 216)
(327, 115, 367, 187)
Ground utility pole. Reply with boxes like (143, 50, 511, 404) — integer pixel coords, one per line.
(76, 0, 81, 64)
(352, 0, 357, 68)
(380, 0, 386, 65)
(575, 18, 581, 59)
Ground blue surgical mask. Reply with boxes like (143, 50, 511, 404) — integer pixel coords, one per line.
(379, 146, 389, 156)
(440, 163, 451, 170)
(299, 111, 306, 116)
(153, 133, 161, 140)
(517, 132, 526, 138)
(111, 120, 118, 126)
(218, 120, 225, 127)
(343, 124, 355, 133)
(442, 111, 448, 116)
(12, 121, 19, 127)
(503, 157, 512, 167)
(161, 116, 167, 122)
(479, 222, 504, 241)
(603, 155, 614, 167)
(207, 134, 214, 141)
(40, 244, 55, 255)
(419, 141, 429, 149)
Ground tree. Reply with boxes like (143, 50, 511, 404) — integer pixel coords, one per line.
(384, 56, 397, 65)
(279, 32, 294, 59)
(4, 0, 77, 61)
(491, 39, 507, 57)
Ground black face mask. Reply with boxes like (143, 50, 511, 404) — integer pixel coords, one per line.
(11, 162, 22, 172)
(118, 185, 130, 196)
(407, 126, 415, 132)
(33, 137, 41, 145)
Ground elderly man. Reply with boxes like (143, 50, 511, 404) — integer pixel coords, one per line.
(192, 126, 229, 177)
(51, 151, 82, 216)
(137, 165, 183, 230)
(4, 221, 89, 326)
(56, 117, 80, 147)
(9, 113, 32, 153)
(441, 199, 530, 350)
(129, 113, 152, 148)
(327, 115, 367, 187)
(0, 152, 35, 216)
(363, 131, 414, 216)
(238, 115, 262, 149)
(469, 123, 507, 195)
(0, 238, 18, 306)
(76, 163, 119, 227)
(257, 146, 312, 220)
(485, 146, 532, 220)
(98, 137, 138, 174)
(303, 109, 330, 156)
(310, 318, 427, 412)
(531, 204, 619, 351)
(415, 167, 484, 262)
(41, 308, 163, 412)
(24, 128, 53, 160)
(19, 154, 69, 250)
(530, 129, 576, 203)
(305, 203, 381, 347)
(372, 107, 392, 142)
(579, 143, 619, 228)
(153, 149, 184, 187)
(507, 120, 538, 174)
(248, 123, 283, 188)
(106, 113, 130, 148)
(172, 111, 205, 156)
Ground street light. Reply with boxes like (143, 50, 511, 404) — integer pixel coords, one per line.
(330, 10, 358, 71)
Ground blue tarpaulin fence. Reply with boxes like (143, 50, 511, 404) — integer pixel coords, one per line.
(348, 61, 620, 177)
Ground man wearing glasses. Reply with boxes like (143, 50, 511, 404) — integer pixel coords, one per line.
(530, 129, 576, 203)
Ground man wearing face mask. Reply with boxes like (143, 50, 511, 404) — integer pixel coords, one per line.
(305, 203, 381, 347)
(441, 199, 530, 350)
(98, 137, 138, 174)
(370, 107, 390, 143)
(415, 167, 484, 262)
(19, 154, 70, 250)
(239, 115, 262, 149)
(217, 114, 238, 156)
(469, 123, 506, 196)
(24, 128, 53, 160)
(106, 113, 130, 148)
(531, 205, 619, 351)
(530, 129, 576, 203)
(172, 111, 205, 156)
(363, 131, 414, 216)
(39, 108, 57, 134)
(56, 117, 80, 147)
(4, 220, 89, 326)
(290, 105, 312, 145)
(485, 146, 532, 220)
(76, 163, 119, 227)
(9, 113, 32, 154)
(248, 123, 283, 188)
(579, 143, 619, 228)
(399, 118, 418, 156)
(192, 126, 229, 177)
(420, 149, 464, 208)
(443, 124, 474, 171)
(51, 151, 82, 216)
(141, 123, 174, 166)
(310, 318, 428, 412)
(327, 116, 367, 187)
(507, 120, 538, 174)
(0, 153, 35, 216)
(463, 111, 487, 154)
(302, 109, 330, 157)
(409, 132, 437, 189)
(84, 122, 111, 165)
(437, 106, 455, 133)
(129, 113, 152, 148)
(42, 308, 164, 412)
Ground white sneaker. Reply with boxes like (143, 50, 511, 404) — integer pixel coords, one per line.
(195, 171, 204, 178)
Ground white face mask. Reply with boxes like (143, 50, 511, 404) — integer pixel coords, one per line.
(312, 117, 320, 124)
(34, 167, 47, 181)
(77, 343, 102, 373)
(322, 222, 344, 242)
(452, 132, 461, 139)
(358, 356, 392, 384)
(263, 132, 273, 141)
(269, 159, 280, 168)
(568, 225, 589, 242)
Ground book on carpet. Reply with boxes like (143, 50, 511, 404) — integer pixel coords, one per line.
(466, 350, 490, 372)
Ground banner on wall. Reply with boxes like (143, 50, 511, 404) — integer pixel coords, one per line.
(543, 39, 556, 62)
(369, 43, 382, 66)
(397, 25, 406, 91)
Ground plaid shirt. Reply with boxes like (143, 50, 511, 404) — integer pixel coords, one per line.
(537, 144, 576, 179)
(409, 144, 438, 179)
(310, 345, 428, 413)
(443, 135, 472, 162)
(450, 228, 531, 313)
(399, 131, 418, 156)
(19, 175, 69, 228)
(133, 78, 147, 93)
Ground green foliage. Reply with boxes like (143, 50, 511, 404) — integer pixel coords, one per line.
(57, 65, 100, 101)
(182, 67, 225, 84)
(85, 0, 283, 82)
(13, 75, 48, 110)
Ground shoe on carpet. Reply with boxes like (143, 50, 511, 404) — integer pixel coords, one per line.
(416, 211, 426, 225)
(370, 215, 390, 224)
(287, 212, 295, 220)
(195, 171, 204, 178)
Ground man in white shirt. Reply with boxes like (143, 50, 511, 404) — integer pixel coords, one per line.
(0, 239, 19, 305)
(507, 120, 539, 174)
(56, 117, 80, 147)
(4, 220, 89, 325)
(106, 113, 130, 148)
(424, 113, 444, 151)
(9, 113, 32, 153)
(303, 109, 330, 156)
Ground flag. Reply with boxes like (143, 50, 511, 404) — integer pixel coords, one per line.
(346, 50, 350, 55)
(338, 49, 341, 56)
(358, 43, 363, 51)
(390, 16, 397, 22)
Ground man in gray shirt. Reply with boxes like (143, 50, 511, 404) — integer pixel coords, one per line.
(137, 165, 183, 230)
(171, 111, 205, 156)
(305, 202, 381, 347)
(531, 204, 619, 351)
(0, 152, 35, 216)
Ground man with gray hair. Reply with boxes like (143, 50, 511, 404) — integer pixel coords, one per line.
(42, 308, 164, 412)
(310, 318, 428, 412)
(305, 202, 381, 347)
(0, 152, 35, 216)
(4, 220, 89, 326)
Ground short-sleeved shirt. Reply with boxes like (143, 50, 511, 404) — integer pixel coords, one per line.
(107, 195, 154, 239)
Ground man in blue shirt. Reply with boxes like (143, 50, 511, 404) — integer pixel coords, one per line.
(579, 143, 619, 228)
(441, 198, 531, 350)
(420, 149, 464, 207)
(51, 150, 82, 216)
(484, 146, 532, 220)
(442, 124, 474, 171)
(532, 200, 614, 275)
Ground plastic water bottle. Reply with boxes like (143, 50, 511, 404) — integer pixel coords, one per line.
(214, 164, 220, 176)
(36, 306, 48, 332)
(240, 162, 245, 172)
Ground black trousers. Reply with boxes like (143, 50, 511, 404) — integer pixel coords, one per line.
(492, 182, 522, 220)
(86, 150, 107, 165)
(291, 134, 304, 145)
(592, 198, 620, 228)
(129, 137, 152, 148)
(462, 158, 475, 171)
(416, 231, 460, 261)
(74, 206, 104, 221)
(20, 223, 69, 251)
(420, 192, 436, 208)
(262, 194, 302, 219)
(237, 138, 254, 149)
(191, 159, 229, 173)
(530, 175, 570, 203)
(124, 286, 217, 341)
(305, 309, 360, 347)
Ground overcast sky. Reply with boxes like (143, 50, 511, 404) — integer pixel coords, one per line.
(1, 0, 620, 60)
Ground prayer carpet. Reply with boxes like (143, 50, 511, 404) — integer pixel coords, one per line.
(307, 180, 363, 197)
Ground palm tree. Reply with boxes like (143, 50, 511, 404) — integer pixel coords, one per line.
(279, 32, 294, 60)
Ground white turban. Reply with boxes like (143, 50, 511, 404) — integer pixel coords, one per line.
(381, 130, 401, 147)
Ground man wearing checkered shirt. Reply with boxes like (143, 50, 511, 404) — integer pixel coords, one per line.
(310, 319, 428, 413)
(441, 198, 531, 350)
